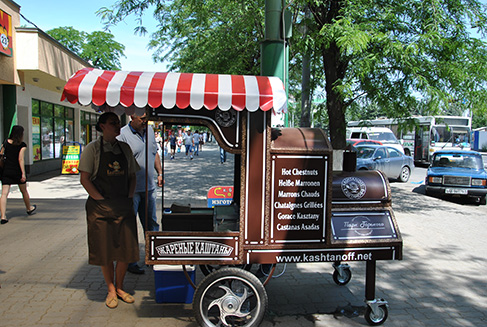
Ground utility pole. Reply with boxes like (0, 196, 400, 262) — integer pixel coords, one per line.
(261, 0, 290, 127)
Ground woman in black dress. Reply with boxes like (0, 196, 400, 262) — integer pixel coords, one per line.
(0, 125, 37, 224)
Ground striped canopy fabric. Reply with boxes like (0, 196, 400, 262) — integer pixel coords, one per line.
(61, 68, 287, 114)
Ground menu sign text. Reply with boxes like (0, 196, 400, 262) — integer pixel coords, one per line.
(271, 155, 327, 243)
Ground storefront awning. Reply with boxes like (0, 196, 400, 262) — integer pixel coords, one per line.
(61, 68, 287, 115)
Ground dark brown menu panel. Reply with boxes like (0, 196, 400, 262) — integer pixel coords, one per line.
(271, 155, 328, 243)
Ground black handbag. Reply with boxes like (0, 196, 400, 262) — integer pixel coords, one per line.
(0, 140, 6, 178)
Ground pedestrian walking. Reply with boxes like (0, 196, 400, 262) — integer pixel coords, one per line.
(201, 131, 207, 151)
(220, 146, 227, 164)
(0, 125, 37, 224)
(78, 112, 140, 309)
(184, 129, 194, 160)
(169, 130, 177, 159)
(193, 130, 200, 156)
(117, 113, 164, 275)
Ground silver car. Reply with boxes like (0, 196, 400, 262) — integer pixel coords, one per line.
(355, 145, 414, 182)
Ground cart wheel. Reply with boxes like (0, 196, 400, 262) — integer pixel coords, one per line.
(194, 267, 267, 327)
(364, 304, 388, 326)
(199, 264, 253, 276)
(332, 267, 352, 286)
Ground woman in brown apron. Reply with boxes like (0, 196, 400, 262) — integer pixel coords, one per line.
(79, 112, 139, 309)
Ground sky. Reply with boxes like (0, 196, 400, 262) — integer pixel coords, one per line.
(15, 0, 166, 72)
(14, 0, 487, 73)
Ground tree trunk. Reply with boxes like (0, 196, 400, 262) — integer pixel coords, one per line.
(299, 7, 312, 128)
(323, 42, 347, 150)
(300, 53, 312, 127)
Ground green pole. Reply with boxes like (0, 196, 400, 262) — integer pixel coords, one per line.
(261, 0, 289, 127)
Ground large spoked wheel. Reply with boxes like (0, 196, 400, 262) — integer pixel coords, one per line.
(200, 264, 253, 276)
(398, 166, 410, 182)
(332, 267, 352, 286)
(194, 267, 268, 327)
(364, 304, 388, 326)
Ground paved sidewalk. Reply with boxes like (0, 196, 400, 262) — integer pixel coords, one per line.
(0, 143, 486, 326)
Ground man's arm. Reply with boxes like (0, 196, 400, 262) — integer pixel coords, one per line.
(155, 152, 164, 187)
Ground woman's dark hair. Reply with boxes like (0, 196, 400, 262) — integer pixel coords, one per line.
(95, 112, 119, 132)
(9, 125, 24, 145)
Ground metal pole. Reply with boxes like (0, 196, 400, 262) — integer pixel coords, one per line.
(145, 117, 149, 232)
(161, 124, 165, 211)
(262, 0, 289, 126)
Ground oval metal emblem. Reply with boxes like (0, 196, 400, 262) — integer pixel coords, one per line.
(341, 176, 367, 200)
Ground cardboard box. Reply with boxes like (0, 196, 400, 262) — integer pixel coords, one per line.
(154, 265, 195, 304)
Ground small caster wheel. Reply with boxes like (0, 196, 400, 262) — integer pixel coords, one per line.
(332, 266, 352, 286)
(365, 304, 388, 326)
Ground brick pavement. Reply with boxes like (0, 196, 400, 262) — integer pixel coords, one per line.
(0, 143, 486, 326)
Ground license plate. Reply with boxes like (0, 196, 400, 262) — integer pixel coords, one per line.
(445, 188, 468, 195)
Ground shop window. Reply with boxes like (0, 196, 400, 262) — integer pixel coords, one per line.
(80, 110, 101, 146)
(32, 99, 75, 161)
(41, 117, 54, 159)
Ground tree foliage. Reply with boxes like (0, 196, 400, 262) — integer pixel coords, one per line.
(97, 0, 487, 148)
(98, 0, 265, 75)
(47, 27, 126, 70)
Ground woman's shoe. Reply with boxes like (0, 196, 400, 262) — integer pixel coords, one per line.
(27, 205, 37, 215)
(105, 294, 118, 309)
(117, 291, 135, 304)
(0, 218, 8, 224)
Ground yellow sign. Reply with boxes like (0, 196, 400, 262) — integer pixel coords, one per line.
(61, 144, 81, 174)
(0, 9, 13, 57)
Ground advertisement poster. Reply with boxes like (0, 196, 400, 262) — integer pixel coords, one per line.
(32, 116, 41, 161)
(61, 144, 80, 174)
(207, 186, 234, 207)
(0, 9, 13, 57)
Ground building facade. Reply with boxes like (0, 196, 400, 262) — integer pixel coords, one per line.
(1, 0, 100, 176)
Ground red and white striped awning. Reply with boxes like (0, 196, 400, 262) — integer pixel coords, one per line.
(62, 68, 287, 114)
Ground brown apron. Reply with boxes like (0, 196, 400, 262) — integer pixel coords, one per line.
(85, 138, 139, 266)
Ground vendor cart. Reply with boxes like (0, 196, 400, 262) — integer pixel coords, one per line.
(62, 68, 403, 327)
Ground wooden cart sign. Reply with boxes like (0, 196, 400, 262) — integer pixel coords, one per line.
(148, 234, 239, 262)
(331, 210, 398, 240)
(271, 155, 328, 243)
(207, 186, 234, 208)
(247, 246, 399, 263)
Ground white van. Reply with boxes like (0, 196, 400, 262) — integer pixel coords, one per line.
(347, 127, 405, 153)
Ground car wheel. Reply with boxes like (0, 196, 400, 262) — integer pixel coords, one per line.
(398, 166, 410, 182)
(480, 196, 486, 205)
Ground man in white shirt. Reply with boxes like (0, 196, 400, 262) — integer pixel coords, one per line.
(117, 113, 163, 274)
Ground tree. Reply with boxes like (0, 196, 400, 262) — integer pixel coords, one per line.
(98, 1, 265, 75)
(47, 27, 126, 70)
(98, 0, 487, 148)
(309, 0, 487, 148)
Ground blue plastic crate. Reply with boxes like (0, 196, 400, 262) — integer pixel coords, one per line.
(153, 265, 195, 304)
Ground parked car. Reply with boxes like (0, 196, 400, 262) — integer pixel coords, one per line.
(355, 145, 414, 182)
(425, 150, 487, 205)
(347, 138, 383, 149)
(347, 126, 404, 153)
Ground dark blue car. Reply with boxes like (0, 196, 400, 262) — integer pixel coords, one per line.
(425, 150, 487, 205)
